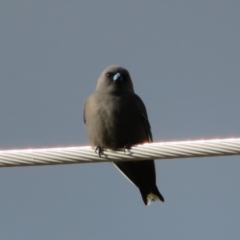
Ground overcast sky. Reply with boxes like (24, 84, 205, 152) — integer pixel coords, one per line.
(1, 1, 240, 239)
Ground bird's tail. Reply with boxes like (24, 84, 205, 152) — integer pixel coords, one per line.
(140, 185, 165, 206)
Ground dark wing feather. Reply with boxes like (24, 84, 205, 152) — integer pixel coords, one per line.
(83, 102, 87, 124)
(134, 94, 153, 142)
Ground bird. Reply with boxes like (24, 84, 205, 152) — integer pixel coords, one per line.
(83, 65, 164, 205)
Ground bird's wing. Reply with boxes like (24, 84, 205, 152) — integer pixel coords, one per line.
(134, 94, 153, 142)
(83, 102, 87, 124)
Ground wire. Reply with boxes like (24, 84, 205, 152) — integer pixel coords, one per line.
(0, 138, 240, 167)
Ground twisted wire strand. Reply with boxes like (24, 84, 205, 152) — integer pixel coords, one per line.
(0, 138, 240, 167)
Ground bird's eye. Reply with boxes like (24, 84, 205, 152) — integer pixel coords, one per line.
(106, 72, 111, 78)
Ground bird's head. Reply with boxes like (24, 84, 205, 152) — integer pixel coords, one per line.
(96, 66, 134, 93)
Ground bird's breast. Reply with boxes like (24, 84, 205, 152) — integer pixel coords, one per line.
(86, 93, 147, 149)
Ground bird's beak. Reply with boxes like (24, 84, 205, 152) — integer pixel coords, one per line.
(113, 72, 122, 82)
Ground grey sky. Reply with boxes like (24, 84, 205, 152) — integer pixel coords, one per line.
(0, 1, 240, 239)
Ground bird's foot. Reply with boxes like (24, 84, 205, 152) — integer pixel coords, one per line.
(95, 146, 104, 157)
(123, 142, 132, 152)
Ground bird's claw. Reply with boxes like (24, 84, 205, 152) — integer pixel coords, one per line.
(123, 142, 132, 152)
(95, 146, 104, 157)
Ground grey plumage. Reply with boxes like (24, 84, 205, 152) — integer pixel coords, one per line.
(84, 66, 164, 205)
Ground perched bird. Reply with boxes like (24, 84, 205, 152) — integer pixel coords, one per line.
(84, 66, 164, 205)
